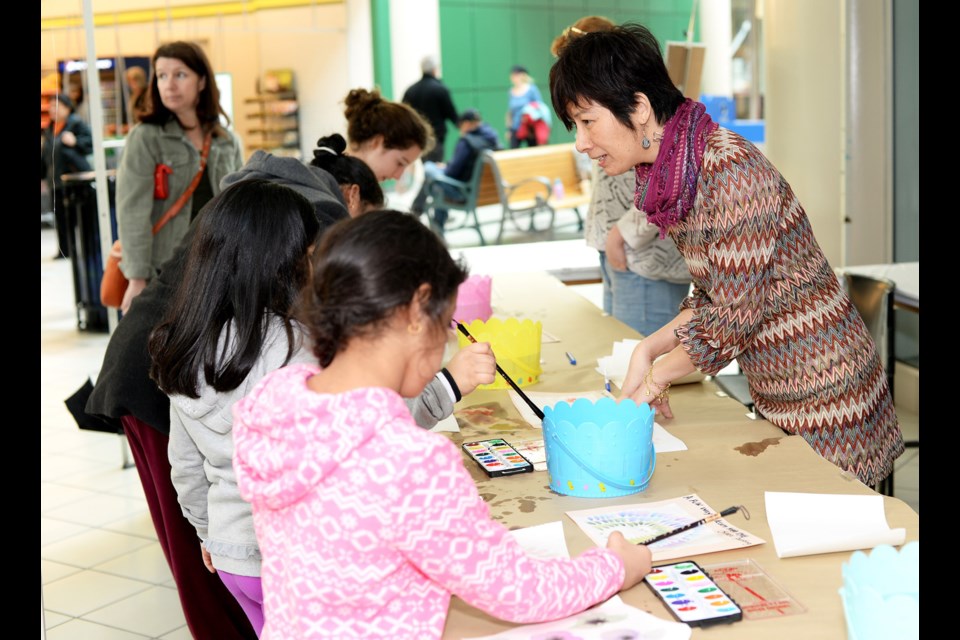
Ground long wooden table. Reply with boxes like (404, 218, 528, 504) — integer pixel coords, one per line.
(441, 272, 919, 639)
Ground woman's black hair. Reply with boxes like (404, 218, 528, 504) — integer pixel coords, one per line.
(310, 134, 384, 209)
(149, 179, 320, 397)
(302, 210, 467, 367)
(549, 23, 684, 131)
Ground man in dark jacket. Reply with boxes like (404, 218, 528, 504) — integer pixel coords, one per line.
(41, 93, 92, 258)
(402, 55, 458, 163)
(411, 108, 501, 234)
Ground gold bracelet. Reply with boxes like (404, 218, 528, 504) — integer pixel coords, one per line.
(644, 366, 671, 403)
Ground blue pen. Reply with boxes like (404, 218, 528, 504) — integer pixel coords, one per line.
(603, 366, 611, 393)
(565, 351, 577, 365)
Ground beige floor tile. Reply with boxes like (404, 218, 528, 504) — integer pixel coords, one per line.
(159, 624, 193, 640)
(40, 427, 104, 454)
(41, 527, 154, 568)
(53, 463, 140, 495)
(41, 482, 101, 513)
(42, 559, 83, 585)
(42, 609, 72, 629)
(41, 516, 89, 546)
(83, 585, 187, 637)
(43, 492, 148, 528)
(95, 543, 174, 584)
(40, 454, 109, 482)
(101, 511, 159, 540)
(45, 618, 149, 640)
(43, 569, 151, 617)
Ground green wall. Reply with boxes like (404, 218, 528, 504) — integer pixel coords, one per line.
(438, 0, 696, 156)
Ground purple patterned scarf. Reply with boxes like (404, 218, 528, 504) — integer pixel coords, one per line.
(635, 99, 718, 235)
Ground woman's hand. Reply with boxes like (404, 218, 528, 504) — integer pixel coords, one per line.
(120, 278, 148, 314)
(200, 543, 216, 573)
(619, 343, 675, 419)
(606, 531, 652, 591)
(446, 341, 496, 396)
(605, 225, 628, 271)
(619, 341, 653, 400)
(61, 131, 77, 147)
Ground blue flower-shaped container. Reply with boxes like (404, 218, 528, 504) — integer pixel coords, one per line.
(542, 398, 656, 498)
(839, 541, 919, 640)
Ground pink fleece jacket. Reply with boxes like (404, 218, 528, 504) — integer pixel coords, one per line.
(233, 364, 624, 639)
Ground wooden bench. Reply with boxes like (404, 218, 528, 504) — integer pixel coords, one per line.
(424, 142, 591, 245)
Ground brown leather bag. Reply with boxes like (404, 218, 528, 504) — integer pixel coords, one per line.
(100, 133, 211, 309)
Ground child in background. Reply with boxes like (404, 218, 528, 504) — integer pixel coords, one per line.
(232, 211, 652, 639)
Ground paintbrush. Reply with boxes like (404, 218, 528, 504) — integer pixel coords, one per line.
(453, 320, 545, 421)
(637, 505, 750, 545)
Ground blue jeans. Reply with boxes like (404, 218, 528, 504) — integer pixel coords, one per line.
(599, 252, 691, 337)
(413, 162, 462, 229)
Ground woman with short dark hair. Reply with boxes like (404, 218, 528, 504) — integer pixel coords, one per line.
(550, 23, 903, 488)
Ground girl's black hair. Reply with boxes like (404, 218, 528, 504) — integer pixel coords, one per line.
(310, 133, 384, 209)
(302, 210, 467, 367)
(149, 179, 320, 397)
(549, 23, 684, 131)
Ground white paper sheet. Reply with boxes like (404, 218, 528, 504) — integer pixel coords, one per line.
(508, 521, 569, 559)
(507, 390, 687, 452)
(596, 338, 706, 388)
(567, 494, 765, 562)
(652, 425, 688, 453)
(541, 330, 560, 344)
(466, 595, 691, 640)
(429, 414, 460, 433)
(510, 438, 548, 471)
(764, 491, 906, 558)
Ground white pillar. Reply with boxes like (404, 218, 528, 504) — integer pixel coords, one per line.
(763, 0, 843, 266)
(346, 0, 375, 90)
(390, 0, 441, 99)
(699, 0, 733, 97)
(82, 0, 120, 331)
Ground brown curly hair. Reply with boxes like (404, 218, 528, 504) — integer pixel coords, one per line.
(550, 15, 617, 57)
(343, 88, 435, 154)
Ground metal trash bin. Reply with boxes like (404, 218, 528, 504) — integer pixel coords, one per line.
(61, 170, 117, 333)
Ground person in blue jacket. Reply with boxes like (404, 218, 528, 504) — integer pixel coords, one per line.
(410, 108, 501, 235)
(506, 65, 550, 148)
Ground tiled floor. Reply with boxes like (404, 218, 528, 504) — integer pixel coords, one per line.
(41, 227, 190, 640)
(40, 219, 919, 639)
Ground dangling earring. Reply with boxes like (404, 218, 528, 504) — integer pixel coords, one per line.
(641, 125, 651, 150)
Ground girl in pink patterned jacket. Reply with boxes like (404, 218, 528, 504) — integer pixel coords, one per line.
(232, 211, 652, 639)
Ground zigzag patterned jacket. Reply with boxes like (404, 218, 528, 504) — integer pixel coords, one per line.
(670, 128, 903, 487)
(233, 364, 624, 639)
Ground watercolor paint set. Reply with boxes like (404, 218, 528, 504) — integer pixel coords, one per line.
(644, 560, 743, 626)
(462, 439, 535, 478)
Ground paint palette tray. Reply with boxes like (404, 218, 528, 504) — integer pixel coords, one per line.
(701, 559, 806, 619)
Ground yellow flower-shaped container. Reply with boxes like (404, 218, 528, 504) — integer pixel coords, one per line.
(457, 318, 542, 389)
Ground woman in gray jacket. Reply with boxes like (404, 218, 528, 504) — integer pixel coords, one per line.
(116, 41, 243, 312)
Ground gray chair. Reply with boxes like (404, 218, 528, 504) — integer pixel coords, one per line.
(711, 366, 758, 417)
(843, 272, 901, 496)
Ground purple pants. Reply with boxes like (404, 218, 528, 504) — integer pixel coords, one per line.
(219, 570, 265, 637)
